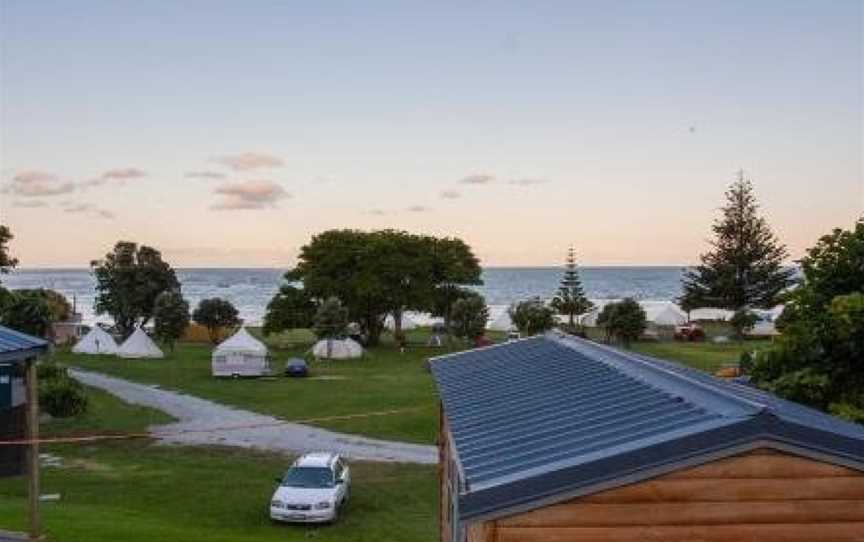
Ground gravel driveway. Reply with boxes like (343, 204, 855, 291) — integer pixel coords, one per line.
(70, 369, 437, 464)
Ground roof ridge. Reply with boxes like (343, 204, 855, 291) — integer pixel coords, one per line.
(548, 333, 768, 418)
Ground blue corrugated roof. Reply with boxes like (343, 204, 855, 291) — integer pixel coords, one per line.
(430, 333, 864, 521)
(0, 325, 49, 363)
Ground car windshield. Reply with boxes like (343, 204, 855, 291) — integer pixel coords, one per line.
(281, 467, 334, 488)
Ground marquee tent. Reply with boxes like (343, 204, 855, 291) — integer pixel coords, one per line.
(117, 327, 164, 359)
(212, 327, 270, 377)
(312, 338, 364, 360)
(72, 326, 118, 355)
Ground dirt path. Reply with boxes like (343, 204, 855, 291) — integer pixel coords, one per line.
(70, 369, 437, 464)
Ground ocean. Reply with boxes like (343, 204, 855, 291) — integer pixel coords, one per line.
(1, 267, 687, 326)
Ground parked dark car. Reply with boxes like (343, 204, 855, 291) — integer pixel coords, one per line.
(285, 358, 309, 378)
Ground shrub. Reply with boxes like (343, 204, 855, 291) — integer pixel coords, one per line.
(39, 377, 88, 418)
(450, 293, 489, 340)
(729, 309, 758, 340)
(37, 362, 68, 381)
(597, 298, 647, 347)
(313, 297, 349, 339)
(508, 298, 556, 336)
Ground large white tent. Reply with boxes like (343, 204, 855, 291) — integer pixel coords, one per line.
(117, 327, 164, 359)
(384, 313, 418, 332)
(486, 305, 514, 332)
(72, 326, 118, 355)
(312, 338, 364, 360)
(212, 327, 270, 377)
(689, 308, 733, 322)
(641, 302, 688, 327)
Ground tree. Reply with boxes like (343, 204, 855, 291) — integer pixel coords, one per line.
(153, 290, 190, 351)
(288, 229, 481, 346)
(509, 298, 556, 336)
(450, 292, 489, 341)
(91, 241, 180, 337)
(597, 298, 647, 347)
(14, 289, 72, 322)
(192, 297, 240, 344)
(551, 247, 593, 329)
(313, 297, 349, 339)
(729, 308, 758, 341)
(0, 224, 18, 279)
(750, 219, 864, 421)
(428, 238, 483, 332)
(680, 171, 795, 311)
(262, 284, 316, 335)
(1, 291, 53, 337)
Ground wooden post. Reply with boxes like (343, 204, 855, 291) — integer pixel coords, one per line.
(25, 358, 40, 542)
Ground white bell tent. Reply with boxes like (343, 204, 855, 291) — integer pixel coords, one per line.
(73, 326, 118, 355)
(212, 327, 270, 377)
(312, 338, 364, 360)
(641, 302, 688, 327)
(117, 326, 164, 359)
(689, 307, 733, 322)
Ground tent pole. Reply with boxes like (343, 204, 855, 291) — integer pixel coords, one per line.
(25, 358, 41, 542)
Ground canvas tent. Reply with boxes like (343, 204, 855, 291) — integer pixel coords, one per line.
(486, 305, 514, 332)
(689, 307, 733, 322)
(641, 301, 688, 327)
(117, 327, 164, 359)
(384, 313, 419, 331)
(212, 327, 270, 377)
(312, 338, 363, 360)
(72, 326, 118, 355)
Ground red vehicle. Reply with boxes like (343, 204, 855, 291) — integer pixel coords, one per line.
(674, 323, 705, 342)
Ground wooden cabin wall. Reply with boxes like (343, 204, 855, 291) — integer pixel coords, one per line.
(471, 449, 864, 542)
(439, 404, 452, 542)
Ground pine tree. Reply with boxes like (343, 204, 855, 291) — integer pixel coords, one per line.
(551, 247, 593, 327)
(680, 171, 795, 311)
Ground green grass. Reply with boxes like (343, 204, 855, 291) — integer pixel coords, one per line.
(58, 327, 773, 444)
(1, 378, 436, 542)
(60, 330, 459, 444)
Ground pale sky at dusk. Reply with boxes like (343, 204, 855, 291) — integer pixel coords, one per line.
(1, 1, 861, 268)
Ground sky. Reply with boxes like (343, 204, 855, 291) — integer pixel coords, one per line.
(0, 1, 861, 268)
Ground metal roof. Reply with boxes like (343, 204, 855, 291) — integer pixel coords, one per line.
(0, 325, 49, 363)
(429, 333, 864, 522)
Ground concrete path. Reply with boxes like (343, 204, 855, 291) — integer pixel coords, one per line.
(70, 369, 437, 464)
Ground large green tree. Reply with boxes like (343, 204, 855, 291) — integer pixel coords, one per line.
(13, 289, 72, 322)
(313, 297, 349, 339)
(262, 284, 316, 335)
(680, 171, 795, 311)
(597, 298, 647, 347)
(428, 237, 483, 332)
(287, 229, 481, 346)
(153, 290, 190, 351)
(551, 247, 593, 328)
(0, 224, 18, 278)
(750, 219, 864, 421)
(509, 298, 556, 336)
(1, 291, 53, 337)
(192, 297, 240, 344)
(91, 241, 180, 337)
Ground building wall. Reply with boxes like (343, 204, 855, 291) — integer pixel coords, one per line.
(465, 449, 864, 542)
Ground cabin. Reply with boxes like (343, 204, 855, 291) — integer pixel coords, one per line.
(429, 334, 864, 542)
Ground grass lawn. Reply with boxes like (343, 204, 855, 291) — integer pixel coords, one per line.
(0, 388, 436, 542)
(58, 327, 772, 445)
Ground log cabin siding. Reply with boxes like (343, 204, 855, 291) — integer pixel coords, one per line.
(486, 449, 864, 542)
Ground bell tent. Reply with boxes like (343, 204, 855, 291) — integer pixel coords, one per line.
(73, 326, 118, 355)
(211, 327, 270, 377)
(117, 327, 164, 359)
(312, 338, 364, 360)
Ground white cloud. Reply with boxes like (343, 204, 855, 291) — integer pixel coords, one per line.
(5, 170, 76, 197)
(509, 178, 549, 186)
(440, 190, 461, 199)
(12, 200, 48, 208)
(407, 205, 430, 213)
(212, 152, 284, 171)
(185, 171, 227, 179)
(212, 180, 290, 210)
(62, 202, 115, 219)
(459, 174, 495, 185)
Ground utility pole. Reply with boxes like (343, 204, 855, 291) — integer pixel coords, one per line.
(25, 359, 40, 542)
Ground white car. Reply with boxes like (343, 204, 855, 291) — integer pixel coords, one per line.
(269, 452, 351, 524)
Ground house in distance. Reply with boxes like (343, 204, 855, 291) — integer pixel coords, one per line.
(429, 334, 864, 542)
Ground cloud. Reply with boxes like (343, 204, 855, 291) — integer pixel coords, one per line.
(509, 178, 549, 186)
(62, 202, 115, 219)
(212, 180, 290, 210)
(440, 190, 461, 199)
(79, 167, 147, 188)
(212, 152, 284, 171)
(407, 205, 430, 213)
(12, 200, 48, 208)
(185, 171, 227, 180)
(5, 170, 76, 197)
(459, 174, 495, 185)
(367, 209, 388, 216)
